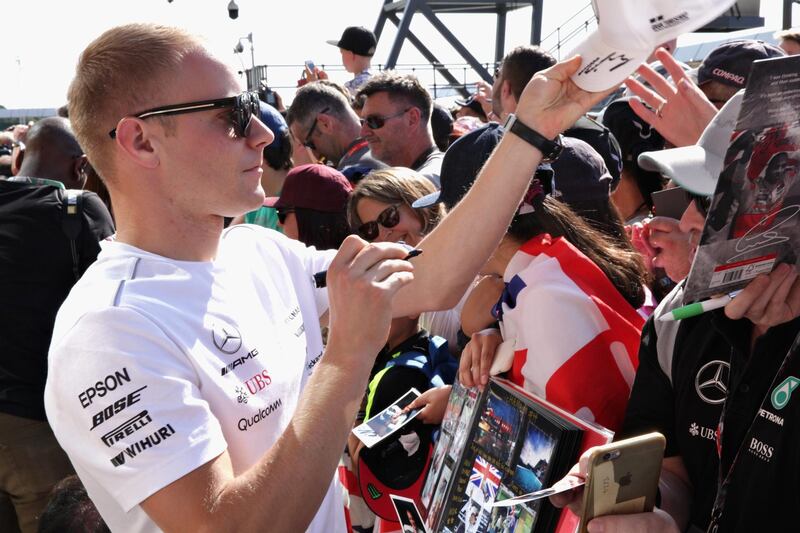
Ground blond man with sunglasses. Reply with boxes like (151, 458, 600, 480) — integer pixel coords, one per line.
(44, 23, 616, 533)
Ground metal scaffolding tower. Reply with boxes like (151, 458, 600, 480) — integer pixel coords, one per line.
(373, 0, 543, 95)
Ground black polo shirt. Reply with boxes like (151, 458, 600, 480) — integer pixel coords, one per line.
(0, 179, 114, 420)
(621, 285, 800, 531)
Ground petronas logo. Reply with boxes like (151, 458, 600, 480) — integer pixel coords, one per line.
(367, 483, 382, 500)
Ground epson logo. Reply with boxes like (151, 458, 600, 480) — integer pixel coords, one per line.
(101, 411, 152, 447)
(220, 348, 260, 376)
(90, 386, 147, 430)
(748, 437, 774, 461)
(78, 368, 132, 408)
(711, 68, 745, 86)
(110, 423, 176, 467)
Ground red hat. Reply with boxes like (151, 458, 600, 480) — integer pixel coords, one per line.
(264, 164, 352, 212)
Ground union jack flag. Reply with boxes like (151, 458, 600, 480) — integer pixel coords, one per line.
(469, 455, 501, 500)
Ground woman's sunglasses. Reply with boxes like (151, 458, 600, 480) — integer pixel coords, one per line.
(356, 204, 401, 241)
(276, 207, 295, 225)
(109, 91, 260, 139)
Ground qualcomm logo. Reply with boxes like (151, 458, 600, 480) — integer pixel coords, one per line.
(695, 360, 730, 405)
(211, 321, 242, 354)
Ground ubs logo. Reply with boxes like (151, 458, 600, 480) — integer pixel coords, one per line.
(695, 360, 730, 405)
(211, 321, 242, 354)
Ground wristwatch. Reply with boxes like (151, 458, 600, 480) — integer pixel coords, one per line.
(503, 113, 563, 162)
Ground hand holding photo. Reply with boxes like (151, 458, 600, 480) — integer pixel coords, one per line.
(490, 476, 585, 507)
(352, 388, 422, 448)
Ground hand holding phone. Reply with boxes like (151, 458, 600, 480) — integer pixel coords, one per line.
(577, 433, 666, 533)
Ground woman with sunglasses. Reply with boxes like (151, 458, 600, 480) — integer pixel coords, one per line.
(346, 168, 472, 351)
(264, 164, 353, 250)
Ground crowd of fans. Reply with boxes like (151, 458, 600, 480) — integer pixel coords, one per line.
(1, 18, 799, 533)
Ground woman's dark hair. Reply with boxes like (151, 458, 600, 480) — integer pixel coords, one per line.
(38, 475, 110, 533)
(507, 196, 648, 308)
(295, 207, 351, 250)
(263, 128, 293, 171)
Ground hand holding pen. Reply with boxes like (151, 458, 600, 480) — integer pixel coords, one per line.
(659, 264, 800, 326)
(314, 248, 423, 288)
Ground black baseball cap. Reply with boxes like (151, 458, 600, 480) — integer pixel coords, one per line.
(698, 39, 785, 89)
(327, 26, 377, 57)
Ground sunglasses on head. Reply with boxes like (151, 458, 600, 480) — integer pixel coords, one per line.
(303, 107, 330, 151)
(360, 108, 411, 130)
(356, 204, 401, 241)
(686, 191, 712, 218)
(276, 207, 295, 225)
(108, 91, 260, 139)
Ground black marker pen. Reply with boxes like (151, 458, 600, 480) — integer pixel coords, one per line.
(313, 249, 423, 289)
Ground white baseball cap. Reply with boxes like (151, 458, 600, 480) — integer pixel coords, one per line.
(569, 0, 735, 92)
(637, 90, 744, 196)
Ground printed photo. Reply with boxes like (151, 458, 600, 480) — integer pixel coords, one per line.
(391, 495, 429, 533)
(426, 463, 453, 531)
(475, 391, 522, 465)
(352, 388, 421, 448)
(422, 433, 452, 509)
(512, 423, 556, 493)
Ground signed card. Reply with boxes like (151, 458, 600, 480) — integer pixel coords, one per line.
(685, 55, 800, 301)
(352, 388, 421, 448)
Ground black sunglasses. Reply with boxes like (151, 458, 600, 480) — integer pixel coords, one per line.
(360, 108, 411, 130)
(356, 204, 401, 241)
(108, 91, 260, 139)
(687, 192, 712, 218)
(303, 107, 329, 151)
(276, 207, 295, 225)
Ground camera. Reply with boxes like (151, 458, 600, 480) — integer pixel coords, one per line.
(227, 0, 238, 19)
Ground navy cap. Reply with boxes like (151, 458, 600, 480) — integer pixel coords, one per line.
(259, 101, 288, 152)
(698, 39, 785, 89)
(601, 97, 665, 164)
(412, 124, 610, 211)
(548, 136, 613, 205)
(327, 26, 377, 57)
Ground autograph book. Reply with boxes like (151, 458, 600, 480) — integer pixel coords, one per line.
(421, 378, 611, 533)
(685, 55, 800, 301)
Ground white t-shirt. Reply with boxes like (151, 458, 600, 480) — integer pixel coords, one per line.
(44, 225, 343, 533)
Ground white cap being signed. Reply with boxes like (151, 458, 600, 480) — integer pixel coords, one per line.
(638, 91, 744, 196)
(568, 0, 735, 92)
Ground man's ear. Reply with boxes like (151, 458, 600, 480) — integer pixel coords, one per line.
(407, 106, 422, 128)
(73, 154, 89, 188)
(317, 113, 335, 134)
(11, 146, 23, 175)
(501, 80, 515, 108)
(114, 117, 160, 169)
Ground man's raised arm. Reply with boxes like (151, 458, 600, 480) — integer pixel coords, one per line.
(391, 56, 619, 318)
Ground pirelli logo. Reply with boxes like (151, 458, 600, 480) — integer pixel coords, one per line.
(101, 410, 153, 447)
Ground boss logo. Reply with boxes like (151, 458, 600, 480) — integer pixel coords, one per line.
(748, 438, 774, 462)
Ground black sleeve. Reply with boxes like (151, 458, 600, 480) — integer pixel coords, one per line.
(617, 316, 680, 457)
(78, 191, 115, 275)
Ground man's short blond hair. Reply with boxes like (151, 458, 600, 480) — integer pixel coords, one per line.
(68, 23, 205, 182)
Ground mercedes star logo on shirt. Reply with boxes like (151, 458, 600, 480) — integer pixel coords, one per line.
(211, 321, 242, 354)
(695, 360, 730, 405)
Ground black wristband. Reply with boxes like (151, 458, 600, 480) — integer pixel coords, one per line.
(503, 113, 563, 162)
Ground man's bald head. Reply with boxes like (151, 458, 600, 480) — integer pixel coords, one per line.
(18, 117, 86, 188)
